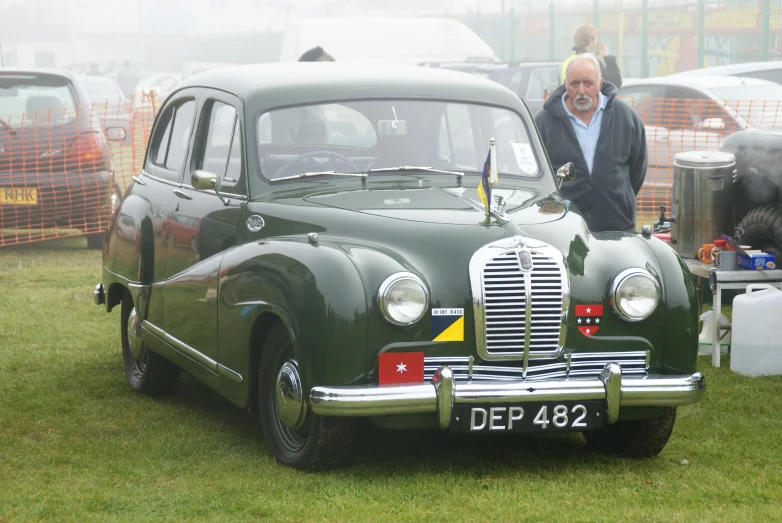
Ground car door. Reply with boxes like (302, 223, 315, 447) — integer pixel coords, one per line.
(135, 90, 198, 328)
(163, 89, 247, 369)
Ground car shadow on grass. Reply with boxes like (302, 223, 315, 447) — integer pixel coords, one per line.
(150, 374, 631, 474)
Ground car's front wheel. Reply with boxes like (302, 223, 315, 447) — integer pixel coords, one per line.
(121, 289, 179, 395)
(259, 322, 353, 471)
(582, 407, 677, 458)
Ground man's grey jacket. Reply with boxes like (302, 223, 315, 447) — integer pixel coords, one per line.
(534, 82, 647, 232)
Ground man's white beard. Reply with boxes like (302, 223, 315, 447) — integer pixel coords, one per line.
(574, 95, 594, 112)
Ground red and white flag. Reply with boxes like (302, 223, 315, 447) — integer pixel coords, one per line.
(575, 304, 603, 337)
(378, 352, 424, 385)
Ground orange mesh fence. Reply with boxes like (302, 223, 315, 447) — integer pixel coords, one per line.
(625, 96, 782, 224)
(0, 93, 159, 247)
(1, 94, 777, 246)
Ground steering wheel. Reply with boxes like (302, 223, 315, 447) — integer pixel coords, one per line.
(274, 151, 361, 180)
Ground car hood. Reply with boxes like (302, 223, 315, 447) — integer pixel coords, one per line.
(301, 183, 566, 226)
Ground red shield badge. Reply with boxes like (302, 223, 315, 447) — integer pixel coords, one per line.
(575, 304, 603, 337)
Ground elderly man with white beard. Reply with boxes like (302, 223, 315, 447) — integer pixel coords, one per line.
(534, 53, 647, 233)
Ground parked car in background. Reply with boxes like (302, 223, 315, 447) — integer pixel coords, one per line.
(418, 58, 502, 78)
(95, 63, 705, 470)
(618, 75, 782, 211)
(488, 62, 561, 113)
(673, 61, 782, 85)
(0, 68, 122, 248)
(84, 75, 132, 145)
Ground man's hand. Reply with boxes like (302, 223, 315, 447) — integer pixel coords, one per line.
(596, 42, 609, 58)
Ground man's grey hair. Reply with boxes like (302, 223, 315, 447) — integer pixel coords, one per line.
(565, 53, 602, 83)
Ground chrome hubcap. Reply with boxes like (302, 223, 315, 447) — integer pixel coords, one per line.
(127, 307, 143, 359)
(275, 360, 306, 429)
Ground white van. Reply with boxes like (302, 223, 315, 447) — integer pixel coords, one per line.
(279, 17, 498, 64)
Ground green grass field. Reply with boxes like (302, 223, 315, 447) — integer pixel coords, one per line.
(1, 238, 781, 521)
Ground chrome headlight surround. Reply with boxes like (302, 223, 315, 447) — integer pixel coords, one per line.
(377, 272, 429, 327)
(611, 268, 661, 322)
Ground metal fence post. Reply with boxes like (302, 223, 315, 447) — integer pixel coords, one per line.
(594, 0, 600, 27)
(761, 0, 771, 62)
(510, 5, 516, 62)
(549, 2, 556, 61)
(641, 0, 649, 78)
(500, 0, 506, 61)
(697, 0, 705, 68)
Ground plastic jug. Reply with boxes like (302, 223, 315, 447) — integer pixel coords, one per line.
(731, 284, 782, 376)
(698, 307, 730, 355)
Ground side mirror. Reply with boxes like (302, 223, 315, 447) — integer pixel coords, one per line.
(105, 127, 126, 141)
(556, 162, 576, 186)
(699, 118, 725, 131)
(191, 170, 230, 206)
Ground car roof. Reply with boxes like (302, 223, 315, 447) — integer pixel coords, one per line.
(176, 63, 524, 111)
(672, 61, 782, 77)
(621, 75, 776, 90)
(0, 67, 77, 82)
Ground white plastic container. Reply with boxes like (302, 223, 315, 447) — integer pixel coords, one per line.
(731, 284, 782, 376)
(698, 307, 730, 355)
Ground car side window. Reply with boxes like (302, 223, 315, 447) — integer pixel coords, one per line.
(148, 99, 196, 180)
(192, 100, 244, 193)
(664, 86, 725, 131)
(527, 68, 559, 100)
(617, 85, 666, 127)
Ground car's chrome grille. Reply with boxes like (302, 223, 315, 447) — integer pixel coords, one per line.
(483, 250, 565, 356)
(424, 352, 649, 382)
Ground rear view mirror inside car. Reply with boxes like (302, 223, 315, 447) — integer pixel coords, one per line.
(105, 127, 127, 141)
(378, 119, 407, 136)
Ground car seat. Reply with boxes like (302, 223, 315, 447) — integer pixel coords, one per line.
(26, 96, 63, 124)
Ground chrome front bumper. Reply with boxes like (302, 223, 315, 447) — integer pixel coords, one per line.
(310, 364, 705, 429)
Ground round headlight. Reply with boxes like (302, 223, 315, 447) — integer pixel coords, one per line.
(611, 269, 660, 322)
(378, 272, 429, 326)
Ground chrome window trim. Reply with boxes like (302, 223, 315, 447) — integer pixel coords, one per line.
(377, 272, 430, 327)
(469, 235, 570, 361)
(610, 268, 660, 322)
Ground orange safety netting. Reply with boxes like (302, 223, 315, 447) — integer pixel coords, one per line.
(0, 94, 775, 247)
(0, 92, 159, 247)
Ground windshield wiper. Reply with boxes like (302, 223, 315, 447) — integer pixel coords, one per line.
(368, 166, 464, 177)
(0, 118, 17, 136)
(270, 170, 368, 183)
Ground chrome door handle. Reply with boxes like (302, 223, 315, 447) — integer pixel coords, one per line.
(173, 189, 192, 200)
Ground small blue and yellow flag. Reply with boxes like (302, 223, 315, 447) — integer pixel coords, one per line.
(476, 139, 498, 214)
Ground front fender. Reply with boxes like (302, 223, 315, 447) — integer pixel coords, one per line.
(642, 236, 700, 374)
(217, 237, 368, 407)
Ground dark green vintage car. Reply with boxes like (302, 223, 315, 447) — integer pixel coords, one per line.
(95, 64, 705, 470)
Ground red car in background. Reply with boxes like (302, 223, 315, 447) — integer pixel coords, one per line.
(0, 68, 123, 248)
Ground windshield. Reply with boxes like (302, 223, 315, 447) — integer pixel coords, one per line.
(256, 100, 541, 181)
(712, 85, 782, 129)
(0, 75, 77, 128)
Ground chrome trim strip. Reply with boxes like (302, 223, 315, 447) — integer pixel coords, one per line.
(218, 364, 243, 383)
(310, 366, 706, 420)
(469, 235, 569, 362)
(522, 268, 532, 378)
(142, 320, 218, 372)
(173, 189, 193, 200)
(131, 175, 146, 186)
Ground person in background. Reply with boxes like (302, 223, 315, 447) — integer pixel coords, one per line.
(298, 46, 335, 62)
(535, 54, 646, 233)
(86, 62, 103, 77)
(560, 24, 622, 88)
(117, 61, 139, 98)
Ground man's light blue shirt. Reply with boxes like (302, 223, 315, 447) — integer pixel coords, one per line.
(561, 92, 608, 175)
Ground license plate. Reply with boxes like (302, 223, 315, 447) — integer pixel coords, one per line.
(458, 401, 605, 433)
(1, 188, 38, 205)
